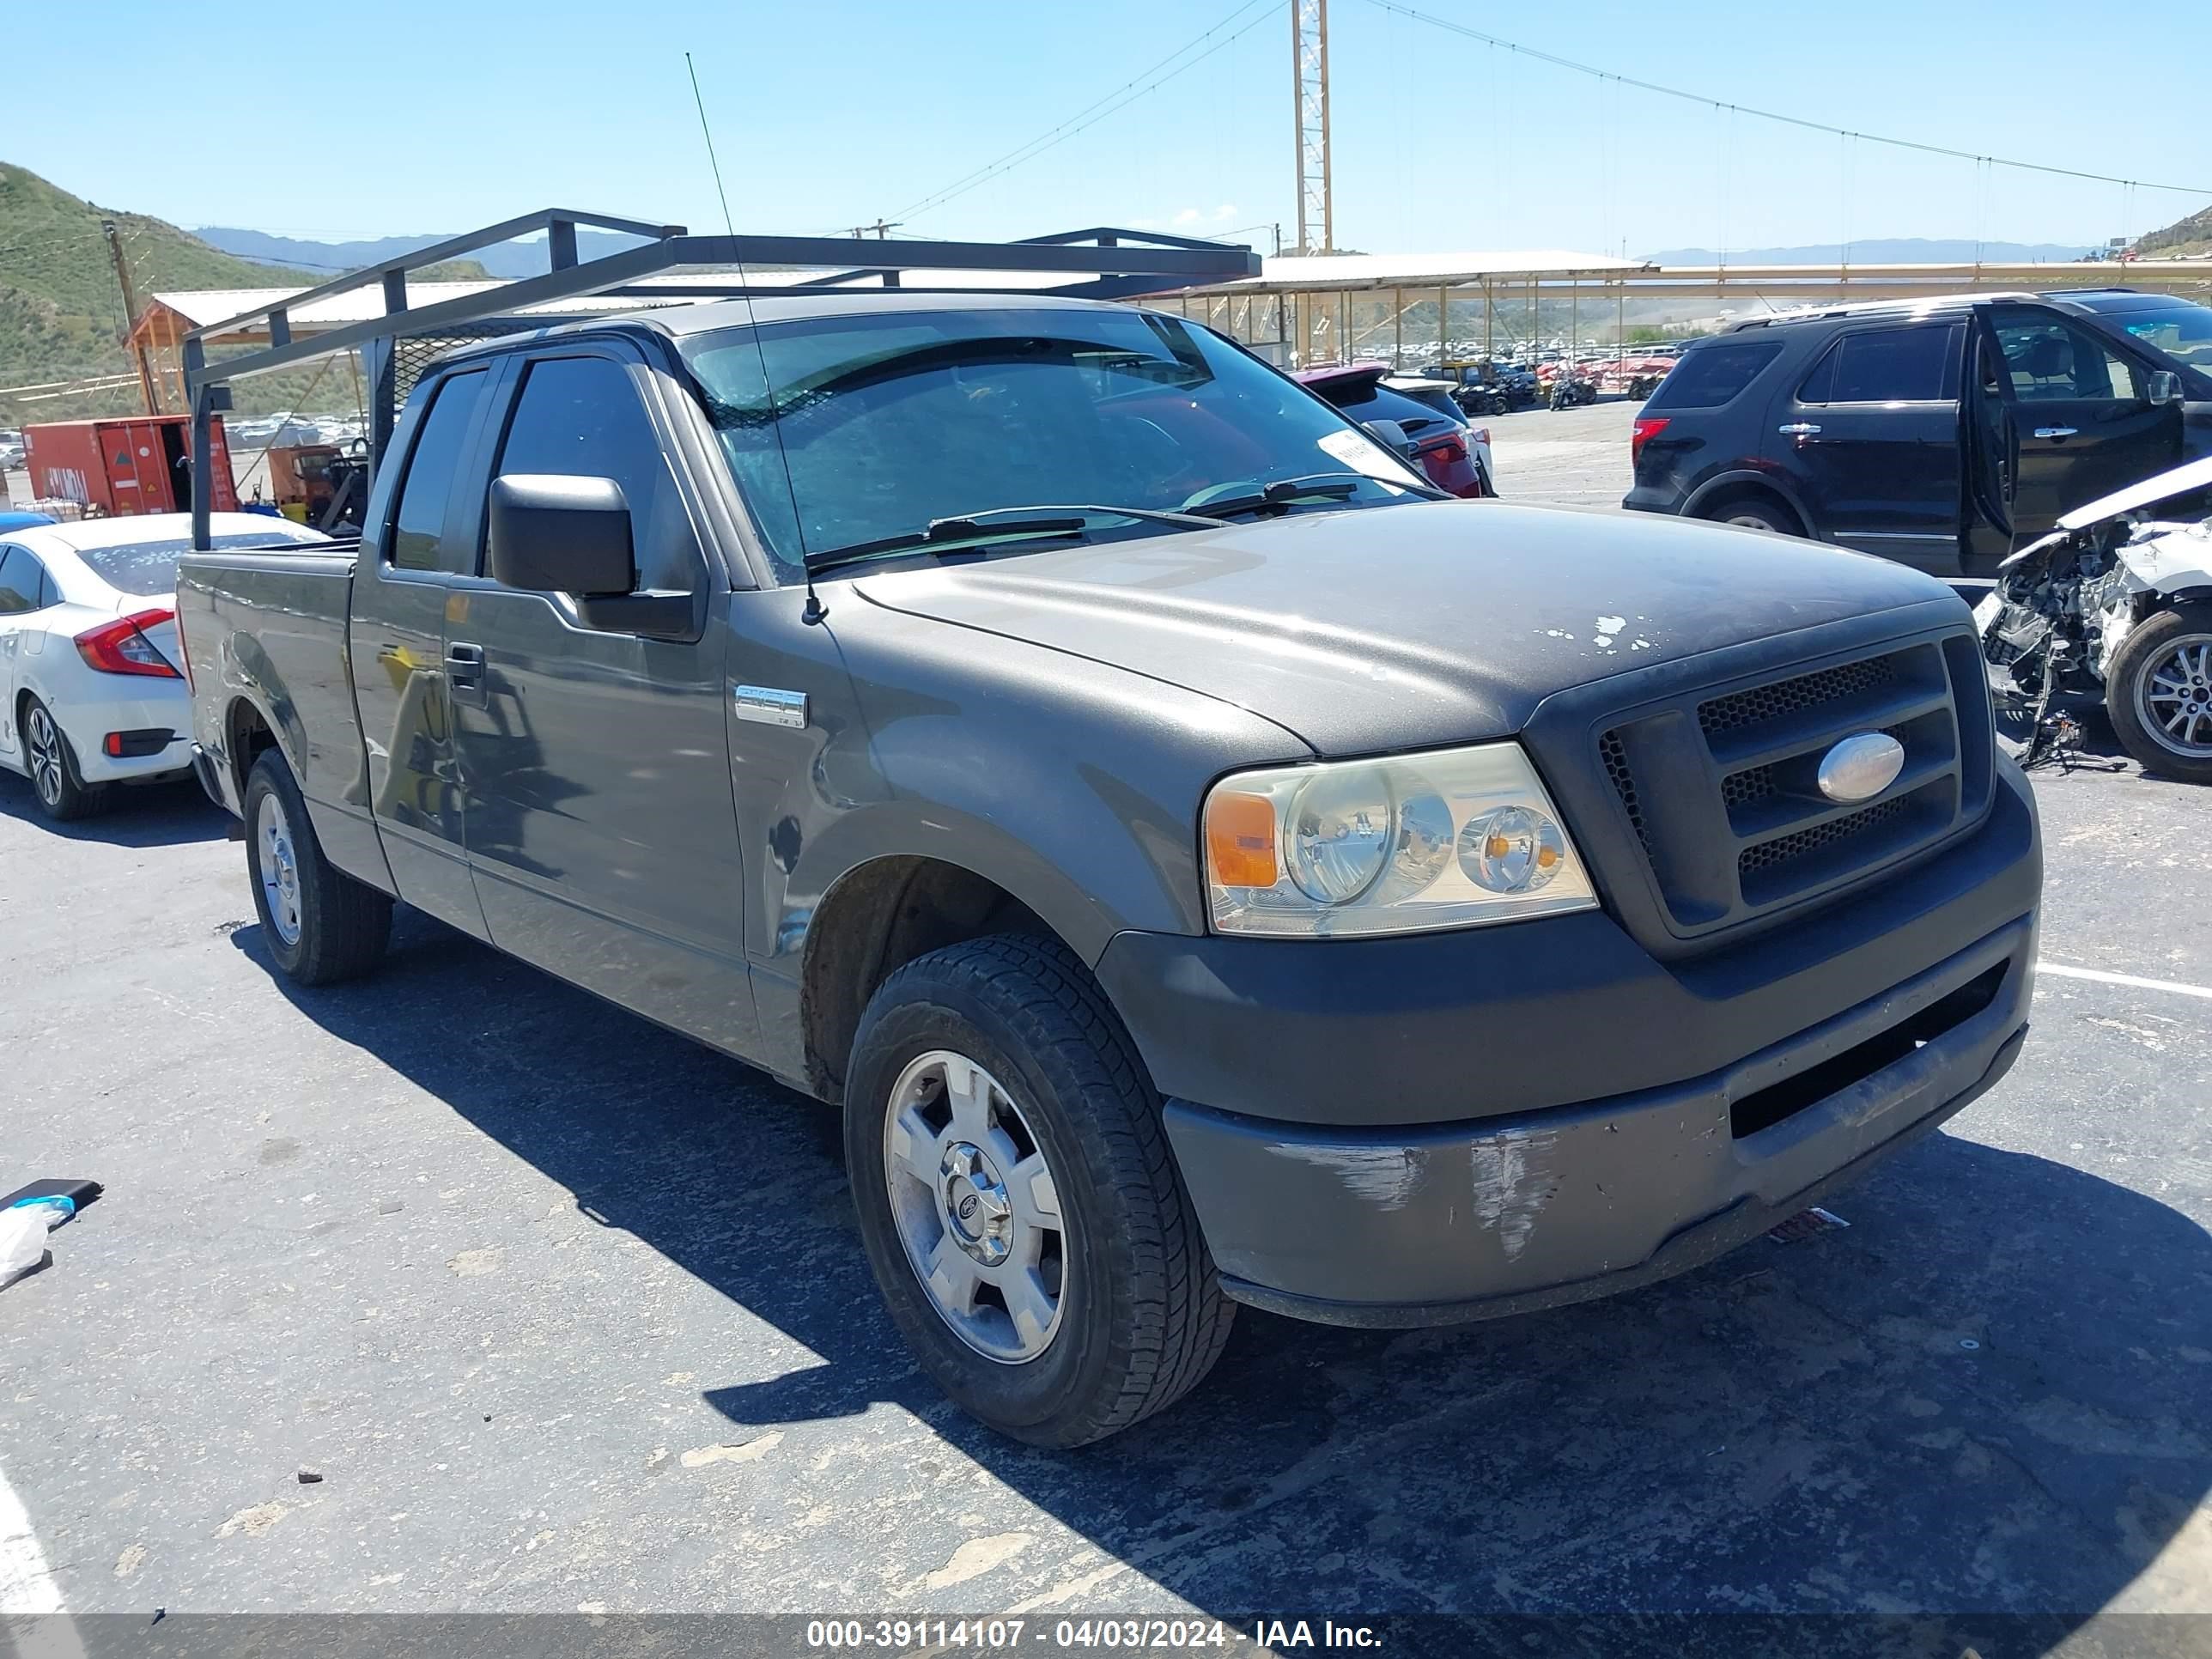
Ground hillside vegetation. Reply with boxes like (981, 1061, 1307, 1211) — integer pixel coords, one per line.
(2136, 204, 2212, 258)
(0, 163, 484, 422)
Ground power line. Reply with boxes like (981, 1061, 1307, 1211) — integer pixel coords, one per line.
(1363, 0, 2212, 201)
(892, 0, 1278, 224)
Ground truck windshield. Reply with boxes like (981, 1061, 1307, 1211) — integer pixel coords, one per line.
(2095, 301, 2212, 397)
(681, 308, 1425, 582)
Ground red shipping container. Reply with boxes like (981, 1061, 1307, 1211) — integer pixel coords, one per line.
(21, 416, 237, 517)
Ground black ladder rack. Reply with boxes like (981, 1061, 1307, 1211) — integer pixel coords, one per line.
(183, 207, 1261, 549)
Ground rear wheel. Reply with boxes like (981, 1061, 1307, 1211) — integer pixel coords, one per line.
(844, 934, 1234, 1447)
(1705, 495, 1803, 538)
(243, 750, 392, 983)
(21, 696, 100, 822)
(2107, 604, 2212, 784)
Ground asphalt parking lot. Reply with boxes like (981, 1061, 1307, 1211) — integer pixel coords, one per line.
(3, 422, 2208, 1644)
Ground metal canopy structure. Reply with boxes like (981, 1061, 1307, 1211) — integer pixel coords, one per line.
(183, 207, 1262, 548)
(1148, 252, 2212, 369)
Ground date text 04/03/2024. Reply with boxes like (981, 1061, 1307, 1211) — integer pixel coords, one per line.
(803, 1619, 1384, 1650)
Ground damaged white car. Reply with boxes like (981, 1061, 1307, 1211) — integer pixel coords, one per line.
(1978, 454, 2212, 781)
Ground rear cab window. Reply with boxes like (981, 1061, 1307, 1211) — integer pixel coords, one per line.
(388, 368, 491, 574)
(1646, 340, 1785, 410)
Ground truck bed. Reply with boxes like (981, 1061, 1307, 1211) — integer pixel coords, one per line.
(176, 541, 363, 825)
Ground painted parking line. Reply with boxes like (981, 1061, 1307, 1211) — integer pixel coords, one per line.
(0, 1459, 84, 1659)
(2037, 962, 2212, 1003)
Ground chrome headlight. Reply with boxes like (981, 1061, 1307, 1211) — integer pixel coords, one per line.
(1202, 744, 1597, 938)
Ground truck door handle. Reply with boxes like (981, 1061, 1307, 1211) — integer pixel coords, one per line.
(445, 641, 486, 705)
(2033, 426, 2078, 440)
(1777, 422, 1821, 436)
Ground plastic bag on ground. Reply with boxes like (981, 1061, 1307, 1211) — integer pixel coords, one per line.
(0, 1201, 62, 1288)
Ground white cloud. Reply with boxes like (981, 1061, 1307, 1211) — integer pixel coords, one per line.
(1166, 204, 1242, 228)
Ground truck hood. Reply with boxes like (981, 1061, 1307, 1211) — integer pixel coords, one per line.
(849, 501, 1959, 755)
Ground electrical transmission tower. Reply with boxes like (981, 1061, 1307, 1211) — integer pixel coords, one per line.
(1292, 0, 1333, 253)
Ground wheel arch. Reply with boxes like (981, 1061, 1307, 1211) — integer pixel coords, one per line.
(798, 852, 1077, 1104)
(1682, 471, 1815, 536)
(224, 694, 285, 808)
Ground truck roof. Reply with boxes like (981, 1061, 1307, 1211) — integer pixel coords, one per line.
(434, 289, 1143, 367)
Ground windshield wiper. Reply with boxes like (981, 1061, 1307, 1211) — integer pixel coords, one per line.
(803, 504, 1218, 575)
(1180, 472, 1373, 520)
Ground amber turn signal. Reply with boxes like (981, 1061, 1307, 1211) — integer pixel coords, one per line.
(1205, 790, 1279, 888)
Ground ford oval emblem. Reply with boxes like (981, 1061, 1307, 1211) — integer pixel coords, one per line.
(1816, 732, 1905, 804)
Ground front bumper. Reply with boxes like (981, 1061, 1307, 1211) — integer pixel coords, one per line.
(1097, 763, 2039, 1325)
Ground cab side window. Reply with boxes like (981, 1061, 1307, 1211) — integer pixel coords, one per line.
(1797, 323, 1953, 404)
(0, 546, 46, 614)
(388, 368, 490, 574)
(491, 356, 700, 593)
(1990, 313, 2146, 403)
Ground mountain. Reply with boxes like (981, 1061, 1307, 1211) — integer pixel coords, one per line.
(2136, 205, 2212, 258)
(1642, 238, 2096, 265)
(0, 161, 313, 409)
(196, 225, 653, 281)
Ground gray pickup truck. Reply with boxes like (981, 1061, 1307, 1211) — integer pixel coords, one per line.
(179, 290, 2042, 1446)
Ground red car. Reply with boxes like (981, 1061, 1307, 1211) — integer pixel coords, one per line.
(1291, 362, 1492, 498)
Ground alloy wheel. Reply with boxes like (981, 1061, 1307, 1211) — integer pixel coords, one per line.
(257, 789, 305, 945)
(2136, 633, 2212, 758)
(883, 1048, 1066, 1364)
(24, 705, 64, 810)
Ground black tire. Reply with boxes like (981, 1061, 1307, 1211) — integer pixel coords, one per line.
(19, 695, 102, 822)
(844, 934, 1234, 1447)
(2106, 603, 2212, 784)
(1705, 495, 1803, 538)
(243, 750, 392, 984)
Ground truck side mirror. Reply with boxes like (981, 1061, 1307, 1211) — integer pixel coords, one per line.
(2148, 369, 2184, 407)
(487, 474, 635, 596)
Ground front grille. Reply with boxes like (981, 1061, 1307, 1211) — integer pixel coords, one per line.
(1592, 630, 1995, 940)
(1739, 794, 1908, 878)
(1720, 765, 1776, 810)
(1699, 653, 1903, 737)
(1598, 729, 1651, 855)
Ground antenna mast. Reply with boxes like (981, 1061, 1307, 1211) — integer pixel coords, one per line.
(1292, 0, 1333, 254)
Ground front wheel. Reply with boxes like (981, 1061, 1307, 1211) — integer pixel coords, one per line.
(2106, 604, 2212, 783)
(844, 935, 1234, 1447)
(243, 750, 393, 983)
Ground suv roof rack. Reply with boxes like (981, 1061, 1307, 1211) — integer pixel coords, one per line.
(1723, 291, 2045, 332)
(185, 206, 1261, 546)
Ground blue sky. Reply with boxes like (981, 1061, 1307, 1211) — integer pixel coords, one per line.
(20, 0, 2210, 255)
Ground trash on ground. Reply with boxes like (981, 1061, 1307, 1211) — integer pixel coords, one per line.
(1, 1181, 102, 1291)
(1766, 1206, 1850, 1243)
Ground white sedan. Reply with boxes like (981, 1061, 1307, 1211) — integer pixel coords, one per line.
(0, 513, 329, 820)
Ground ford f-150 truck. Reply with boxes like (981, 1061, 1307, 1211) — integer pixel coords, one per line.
(179, 289, 2042, 1447)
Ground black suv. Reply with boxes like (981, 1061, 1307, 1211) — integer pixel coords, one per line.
(1624, 289, 2212, 575)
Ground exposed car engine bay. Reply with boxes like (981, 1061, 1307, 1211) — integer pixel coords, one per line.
(1977, 456, 2212, 779)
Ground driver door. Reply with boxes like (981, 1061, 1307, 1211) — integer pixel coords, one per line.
(1982, 306, 2184, 539)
